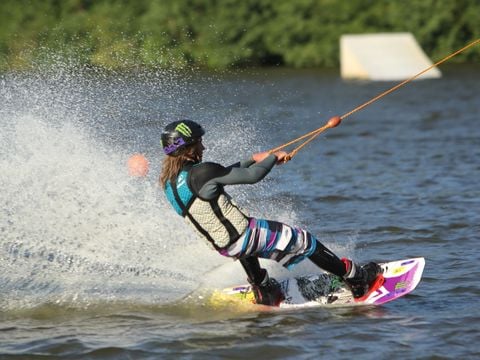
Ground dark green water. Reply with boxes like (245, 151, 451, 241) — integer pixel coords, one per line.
(1, 64, 479, 359)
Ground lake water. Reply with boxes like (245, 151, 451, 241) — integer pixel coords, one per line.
(1, 63, 479, 359)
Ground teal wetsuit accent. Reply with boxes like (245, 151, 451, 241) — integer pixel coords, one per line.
(164, 170, 193, 215)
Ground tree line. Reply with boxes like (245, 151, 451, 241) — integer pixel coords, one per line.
(1, 0, 479, 71)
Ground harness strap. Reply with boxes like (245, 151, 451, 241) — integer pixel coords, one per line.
(209, 199, 241, 243)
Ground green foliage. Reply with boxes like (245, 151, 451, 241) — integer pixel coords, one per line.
(0, 0, 479, 71)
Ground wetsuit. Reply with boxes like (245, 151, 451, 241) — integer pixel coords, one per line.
(164, 154, 348, 284)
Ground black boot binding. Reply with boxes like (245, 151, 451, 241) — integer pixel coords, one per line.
(342, 259, 382, 299)
(240, 257, 284, 306)
(248, 269, 284, 306)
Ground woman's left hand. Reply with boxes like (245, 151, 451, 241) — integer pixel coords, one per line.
(273, 151, 289, 164)
(252, 151, 289, 164)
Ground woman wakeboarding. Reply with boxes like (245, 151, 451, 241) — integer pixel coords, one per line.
(159, 120, 381, 306)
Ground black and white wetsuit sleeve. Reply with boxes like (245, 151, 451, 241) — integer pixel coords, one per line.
(189, 154, 277, 200)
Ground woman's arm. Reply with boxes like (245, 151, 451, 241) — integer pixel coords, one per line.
(228, 150, 286, 169)
(218, 154, 277, 185)
(227, 158, 256, 169)
(192, 155, 277, 200)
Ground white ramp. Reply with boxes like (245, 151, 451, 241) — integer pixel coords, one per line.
(340, 33, 441, 81)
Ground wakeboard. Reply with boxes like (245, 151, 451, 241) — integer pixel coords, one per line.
(213, 257, 425, 309)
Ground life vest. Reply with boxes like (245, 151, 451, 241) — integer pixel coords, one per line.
(164, 166, 249, 250)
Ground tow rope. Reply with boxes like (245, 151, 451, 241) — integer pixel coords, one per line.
(270, 38, 480, 162)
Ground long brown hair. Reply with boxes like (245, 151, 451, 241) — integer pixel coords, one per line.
(159, 143, 201, 188)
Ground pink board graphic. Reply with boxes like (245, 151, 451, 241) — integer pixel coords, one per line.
(360, 257, 425, 305)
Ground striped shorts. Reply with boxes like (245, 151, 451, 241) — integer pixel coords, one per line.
(219, 218, 317, 269)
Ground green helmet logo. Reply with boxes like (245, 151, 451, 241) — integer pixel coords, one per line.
(175, 122, 193, 137)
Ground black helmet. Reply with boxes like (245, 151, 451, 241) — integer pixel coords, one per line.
(161, 120, 205, 156)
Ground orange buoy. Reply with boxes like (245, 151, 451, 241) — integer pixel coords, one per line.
(127, 153, 149, 177)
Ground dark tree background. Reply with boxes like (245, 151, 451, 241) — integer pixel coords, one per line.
(1, 0, 478, 70)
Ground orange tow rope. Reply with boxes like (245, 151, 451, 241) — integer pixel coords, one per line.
(270, 38, 480, 162)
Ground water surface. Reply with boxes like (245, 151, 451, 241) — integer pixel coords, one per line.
(1, 64, 479, 359)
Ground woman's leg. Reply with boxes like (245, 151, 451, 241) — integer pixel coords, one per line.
(308, 241, 348, 277)
(309, 240, 382, 298)
(239, 256, 265, 284)
(233, 218, 318, 269)
(225, 218, 380, 300)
